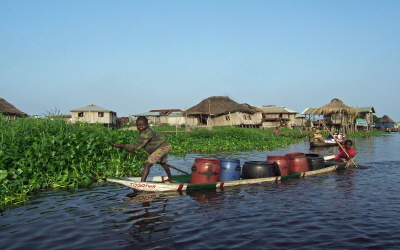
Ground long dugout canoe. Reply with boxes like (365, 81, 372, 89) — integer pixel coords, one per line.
(106, 155, 349, 192)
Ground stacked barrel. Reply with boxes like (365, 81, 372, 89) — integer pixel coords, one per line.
(189, 153, 326, 183)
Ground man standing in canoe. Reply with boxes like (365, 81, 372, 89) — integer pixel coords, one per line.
(111, 116, 175, 182)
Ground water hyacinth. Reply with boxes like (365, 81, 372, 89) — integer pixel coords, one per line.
(0, 116, 144, 205)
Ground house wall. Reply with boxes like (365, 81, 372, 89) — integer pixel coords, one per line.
(71, 111, 117, 125)
(364, 112, 374, 125)
(287, 113, 298, 127)
(138, 115, 185, 125)
(326, 113, 352, 125)
(167, 116, 186, 125)
(136, 116, 159, 124)
(250, 112, 263, 125)
(211, 113, 236, 126)
(185, 112, 257, 127)
(184, 116, 199, 126)
(261, 121, 280, 128)
(159, 116, 169, 124)
(261, 113, 298, 128)
(293, 117, 306, 127)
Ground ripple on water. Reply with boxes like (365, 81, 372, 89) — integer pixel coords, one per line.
(2, 134, 400, 249)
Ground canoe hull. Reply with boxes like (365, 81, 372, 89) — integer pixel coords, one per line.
(310, 141, 343, 148)
(106, 155, 349, 192)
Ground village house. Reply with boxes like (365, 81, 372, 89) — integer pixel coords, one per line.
(374, 115, 397, 131)
(303, 98, 359, 133)
(133, 109, 185, 125)
(0, 98, 27, 121)
(183, 96, 261, 127)
(354, 107, 375, 130)
(303, 100, 376, 132)
(70, 104, 117, 127)
(132, 111, 160, 124)
(258, 105, 301, 129)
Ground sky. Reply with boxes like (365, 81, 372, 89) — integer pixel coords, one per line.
(1, 1, 399, 120)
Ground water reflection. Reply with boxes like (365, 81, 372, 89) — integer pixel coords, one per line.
(126, 202, 170, 243)
(186, 189, 220, 204)
(123, 188, 224, 205)
(119, 192, 174, 243)
(333, 170, 355, 199)
(117, 188, 226, 244)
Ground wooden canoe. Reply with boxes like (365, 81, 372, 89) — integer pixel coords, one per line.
(310, 141, 344, 148)
(279, 134, 307, 138)
(106, 155, 349, 192)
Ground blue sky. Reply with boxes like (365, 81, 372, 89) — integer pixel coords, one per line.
(1, 1, 399, 120)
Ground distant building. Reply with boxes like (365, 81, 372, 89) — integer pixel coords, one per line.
(183, 96, 258, 127)
(0, 98, 27, 121)
(133, 109, 185, 125)
(258, 105, 300, 128)
(303, 104, 376, 131)
(374, 115, 397, 130)
(70, 104, 117, 126)
(354, 107, 375, 130)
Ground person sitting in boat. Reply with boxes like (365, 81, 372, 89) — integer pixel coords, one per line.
(325, 134, 335, 143)
(111, 116, 175, 182)
(310, 130, 325, 143)
(334, 139, 356, 162)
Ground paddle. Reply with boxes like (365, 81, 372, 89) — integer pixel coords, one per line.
(105, 141, 190, 174)
(319, 122, 358, 168)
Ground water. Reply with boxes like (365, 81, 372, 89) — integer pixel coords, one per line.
(1, 133, 400, 249)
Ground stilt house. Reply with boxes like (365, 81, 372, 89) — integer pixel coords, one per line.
(258, 105, 300, 128)
(315, 98, 358, 133)
(70, 104, 117, 126)
(375, 115, 397, 130)
(354, 107, 375, 130)
(183, 96, 260, 127)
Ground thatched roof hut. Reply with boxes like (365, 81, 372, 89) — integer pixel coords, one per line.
(314, 98, 358, 133)
(183, 96, 260, 127)
(315, 98, 358, 117)
(0, 98, 26, 116)
(184, 96, 255, 116)
(380, 115, 395, 123)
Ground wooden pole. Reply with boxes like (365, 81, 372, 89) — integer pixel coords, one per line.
(319, 121, 358, 168)
(106, 142, 190, 174)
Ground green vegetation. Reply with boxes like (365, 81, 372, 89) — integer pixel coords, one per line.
(0, 116, 384, 206)
(0, 116, 143, 206)
(166, 127, 304, 153)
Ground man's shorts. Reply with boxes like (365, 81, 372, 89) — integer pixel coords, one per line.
(147, 146, 171, 164)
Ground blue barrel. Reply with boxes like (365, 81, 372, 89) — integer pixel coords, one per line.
(218, 158, 241, 182)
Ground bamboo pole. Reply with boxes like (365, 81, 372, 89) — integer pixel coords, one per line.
(106, 142, 190, 174)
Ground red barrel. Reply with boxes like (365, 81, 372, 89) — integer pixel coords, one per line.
(190, 158, 221, 184)
(285, 152, 309, 173)
(267, 155, 289, 176)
